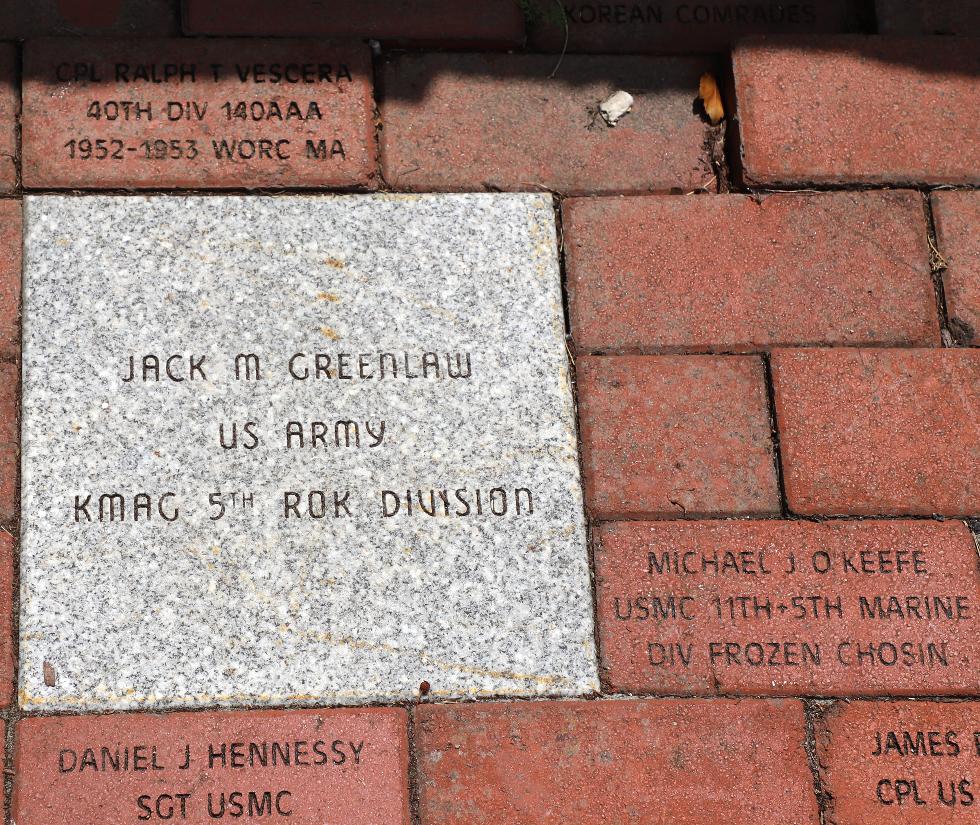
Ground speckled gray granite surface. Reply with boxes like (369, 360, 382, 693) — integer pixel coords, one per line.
(19, 194, 597, 711)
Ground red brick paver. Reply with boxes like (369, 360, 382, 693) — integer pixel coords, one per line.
(0, 0, 177, 37)
(816, 701, 979, 823)
(565, 191, 937, 353)
(733, 36, 980, 186)
(14, 708, 410, 825)
(416, 698, 818, 824)
(524, 0, 864, 52)
(0, 199, 20, 358)
(577, 355, 778, 518)
(380, 54, 713, 194)
(0, 362, 17, 525)
(933, 190, 980, 345)
(876, 0, 980, 36)
(595, 519, 979, 696)
(3, 10, 980, 820)
(22, 38, 376, 189)
(183, 0, 525, 46)
(0, 43, 16, 192)
(771, 348, 980, 516)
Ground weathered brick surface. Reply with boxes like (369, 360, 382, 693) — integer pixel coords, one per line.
(14, 708, 409, 824)
(416, 698, 818, 824)
(0, 533, 11, 707)
(816, 701, 979, 823)
(22, 38, 376, 189)
(0, 721, 5, 807)
(0, 0, 177, 36)
(0, 43, 16, 192)
(933, 190, 980, 345)
(380, 54, 712, 194)
(577, 355, 778, 518)
(183, 0, 525, 46)
(0, 199, 20, 358)
(525, 0, 866, 52)
(596, 519, 979, 696)
(733, 36, 980, 186)
(772, 348, 980, 516)
(876, 0, 980, 36)
(565, 191, 937, 353)
(0, 362, 17, 525)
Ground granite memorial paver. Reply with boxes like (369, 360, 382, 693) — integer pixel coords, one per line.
(18, 193, 597, 711)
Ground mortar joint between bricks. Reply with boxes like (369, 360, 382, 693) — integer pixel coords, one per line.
(369, 41, 393, 192)
(406, 704, 422, 825)
(921, 192, 954, 345)
(760, 353, 790, 517)
(803, 699, 835, 825)
(550, 190, 604, 694)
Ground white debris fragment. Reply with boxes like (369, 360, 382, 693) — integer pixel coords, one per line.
(599, 90, 634, 126)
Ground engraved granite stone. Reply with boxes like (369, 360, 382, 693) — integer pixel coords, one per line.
(19, 193, 597, 710)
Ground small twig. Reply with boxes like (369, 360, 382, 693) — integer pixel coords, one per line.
(548, 0, 569, 79)
(927, 236, 949, 271)
(685, 175, 716, 195)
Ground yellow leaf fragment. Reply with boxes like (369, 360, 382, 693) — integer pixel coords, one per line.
(699, 73, 725, 125)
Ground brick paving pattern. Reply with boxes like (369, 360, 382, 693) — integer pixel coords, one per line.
(14, 708, 410, 824)
(0, 5, 978, 823)
(379, 53, 713, 193)
(416, 699, 818, 824)
(772, 348, 980, 516)
(0, 43, 16, 192)
(565, 191, 938, 352)
(523, 0, 866, 52)
(733, 36, 980, 185)
(22, 38, 377, 189)
(0, 200, 19, 358)
(816, 700, 979, 823)
(184, 0, 525, 46)
(577, 354, 778, 518)
(595, 519, 980, 696)
(933, 190, 980, 345)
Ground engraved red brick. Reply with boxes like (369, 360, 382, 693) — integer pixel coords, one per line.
(0, 533, 12, 707)
(416, 698, 819, 824)
(0, 362, 17, 525)
(183, 0, 524, 46)
(22, 38, 376, 189)
(14, 708, 409, 825)
(565, 191, 938, 353)
(0, 43, 17, 192)
(933, 190, 980, 345)
(0, 0, 177, 37)
(596, 519, 980, 697)
(816, 701, 979, 824)
(733, 36, 980, 186)
(524, 0, 864, 52)
(577, 355, 778, 518)
(380, 54, 713, 195)
(876, 0, 980, 36)
(772, 348, 980, 516)
(0, 200, 20, 358)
